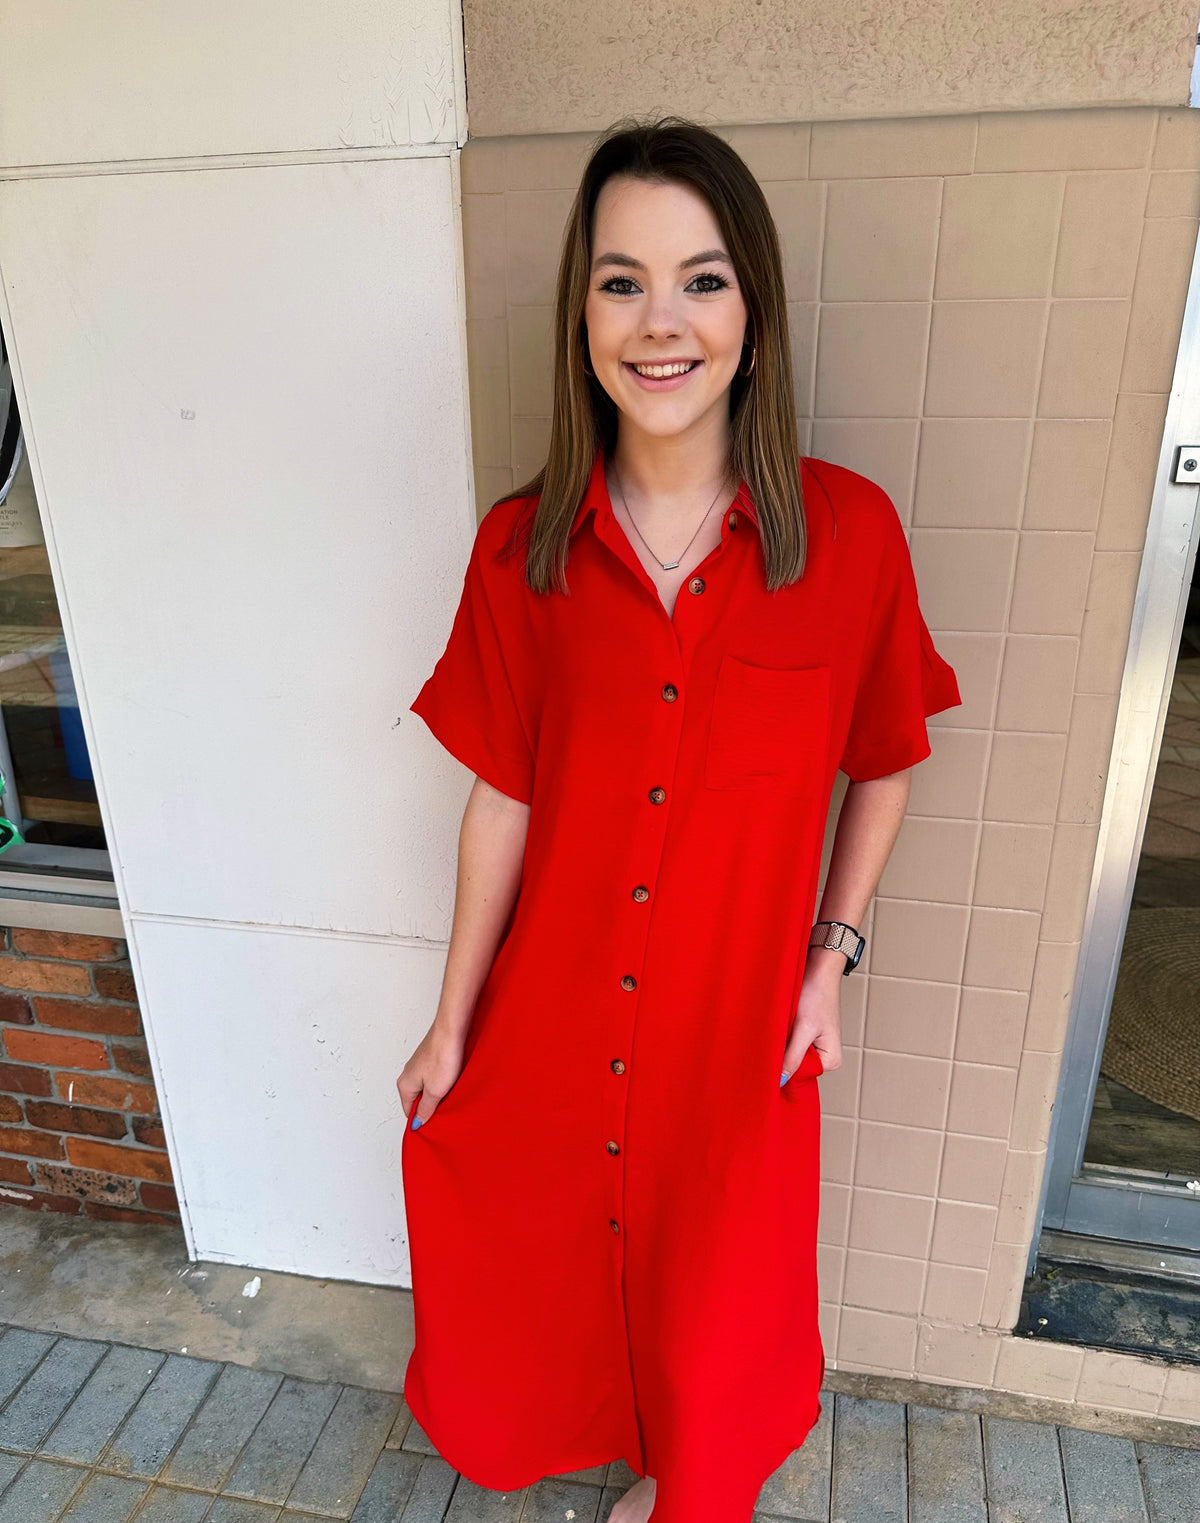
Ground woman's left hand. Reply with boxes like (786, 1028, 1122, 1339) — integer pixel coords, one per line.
(781, 946, 845, 1081)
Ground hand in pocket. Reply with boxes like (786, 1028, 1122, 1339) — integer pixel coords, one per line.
(398, 1023, 467, 1130)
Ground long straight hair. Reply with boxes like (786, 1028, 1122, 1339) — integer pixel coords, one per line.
(499, 115, 807, 595)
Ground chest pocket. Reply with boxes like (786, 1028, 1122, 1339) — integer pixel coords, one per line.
(704, 654, 830, 791)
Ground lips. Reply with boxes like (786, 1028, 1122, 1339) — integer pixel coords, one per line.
(630, 360, 699, 378)
(623, 360, 702, 391)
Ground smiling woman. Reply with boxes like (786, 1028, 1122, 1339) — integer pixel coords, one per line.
(502, 116, 808, 601)
(588, 201, 746, 413)
(400, 116, 959, 1523)
(584, 178, 754, 591)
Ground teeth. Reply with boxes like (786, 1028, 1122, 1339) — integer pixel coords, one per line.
(632, 361, 696, 378)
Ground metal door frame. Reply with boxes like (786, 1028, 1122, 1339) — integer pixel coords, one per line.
(1035, 214, 1200, 1263)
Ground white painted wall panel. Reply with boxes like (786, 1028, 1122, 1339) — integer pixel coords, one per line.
(0, 0, 464, 166)
(0, 3, 474, 1279)
(0, 157, 477, 943)
(130, 916, 446, 1283)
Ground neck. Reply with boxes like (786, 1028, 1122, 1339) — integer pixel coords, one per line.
(612, 407, 732, 506)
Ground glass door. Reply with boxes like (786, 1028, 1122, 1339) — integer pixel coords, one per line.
(1039, 220, 1200, 1259)
(1081, 601, 1199, 1196)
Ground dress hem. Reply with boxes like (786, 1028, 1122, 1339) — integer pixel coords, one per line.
(402, 1380, 823, 1509)
(403, 1379, 646, 1492)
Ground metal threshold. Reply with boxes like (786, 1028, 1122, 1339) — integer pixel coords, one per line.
(1038, 1228, 1200, 1285)
(1015, 1229, 1200, 1366)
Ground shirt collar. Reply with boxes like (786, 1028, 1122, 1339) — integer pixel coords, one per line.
(570, 446, 759, 538)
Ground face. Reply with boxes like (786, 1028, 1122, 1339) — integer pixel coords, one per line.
(583, 175, 750, 443)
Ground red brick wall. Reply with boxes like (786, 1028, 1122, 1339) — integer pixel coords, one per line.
(0, 926, 180, 1223)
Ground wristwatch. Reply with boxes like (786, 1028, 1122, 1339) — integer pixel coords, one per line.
(809, 920, 866, 975)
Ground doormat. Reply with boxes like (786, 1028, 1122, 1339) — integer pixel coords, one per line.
(1101, 906, 1200, 1123)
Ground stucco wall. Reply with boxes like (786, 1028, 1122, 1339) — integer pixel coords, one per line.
(463, 1, 1197, 138)
(459, 105, 1200, 1425)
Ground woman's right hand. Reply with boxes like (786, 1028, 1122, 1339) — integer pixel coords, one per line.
(397, 1021, 467, 1131)
(398, 776, 527, 1133)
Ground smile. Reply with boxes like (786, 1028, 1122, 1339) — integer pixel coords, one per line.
(628, 360, 700, 378)
(622, 359, 703, 392)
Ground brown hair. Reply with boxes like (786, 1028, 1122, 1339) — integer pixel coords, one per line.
(498, 114, 806, 595)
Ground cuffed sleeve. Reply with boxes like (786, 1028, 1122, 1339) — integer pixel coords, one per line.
(838, 501, 961, 783)
(410, 527, 536, 805)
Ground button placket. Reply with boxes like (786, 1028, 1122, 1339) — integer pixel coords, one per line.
(605, 651, 687, 1249)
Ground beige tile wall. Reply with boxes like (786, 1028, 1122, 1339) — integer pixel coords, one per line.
(460, 106, 1200, 1426)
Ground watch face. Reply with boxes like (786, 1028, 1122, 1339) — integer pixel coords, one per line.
(847, 938, 865, 972)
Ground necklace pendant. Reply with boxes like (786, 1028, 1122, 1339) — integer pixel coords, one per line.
(610, 459, 730, 578)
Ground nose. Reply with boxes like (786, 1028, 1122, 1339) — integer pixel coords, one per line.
(641, 286, 684, 343)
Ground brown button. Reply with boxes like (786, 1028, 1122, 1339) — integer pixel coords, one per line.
(632, 885, 650, 902)
(610, 1219, 621, 1233)
(610, 1059, 626, 1074)
(728, 510, 739, 529)
(649, 787, 666, 804)
(662, 683, 678, 702)
(620, 974, 637, 991)
(688, 577, 705, 594)
(607, 1141, 620, 1155)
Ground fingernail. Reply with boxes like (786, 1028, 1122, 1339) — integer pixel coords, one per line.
(780, 1070, 790, 1086)
(411, 1115, 423, 1131)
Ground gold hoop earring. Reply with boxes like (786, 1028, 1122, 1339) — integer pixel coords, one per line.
(737, 343, 756, 378)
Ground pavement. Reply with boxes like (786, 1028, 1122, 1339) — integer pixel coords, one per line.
(1, 1212, 1198, 1521)
(4, 1322, 1200, 1522)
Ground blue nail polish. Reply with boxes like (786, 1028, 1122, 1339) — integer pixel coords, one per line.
(780, 1070, 790, 1087)
(411, 1115, 423, 1130)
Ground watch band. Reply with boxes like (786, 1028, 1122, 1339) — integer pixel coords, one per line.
(809, 920, 866, 974)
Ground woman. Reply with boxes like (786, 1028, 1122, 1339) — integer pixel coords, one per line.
(399, 116, 960, 1523)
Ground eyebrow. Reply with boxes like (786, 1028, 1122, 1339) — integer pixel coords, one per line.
(591, 248, 733, 273)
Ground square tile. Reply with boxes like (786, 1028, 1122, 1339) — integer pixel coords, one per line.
(815, 302, 930, 417)
(822, 178, 941, 302)
(935, 173, 1062, 299)
(913, 418, 1029, 529)
(1053, 172, 1148, 298)
(924, 301, 1046, 417)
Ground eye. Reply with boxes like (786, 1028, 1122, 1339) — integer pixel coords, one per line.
(688, 272, 731, 293)
(598, 275, 640, 295)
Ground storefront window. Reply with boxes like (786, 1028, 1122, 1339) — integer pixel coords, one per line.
(0, 338, 108, 874)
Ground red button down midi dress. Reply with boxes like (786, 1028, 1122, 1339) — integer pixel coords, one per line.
(403, 448, 961, 1523)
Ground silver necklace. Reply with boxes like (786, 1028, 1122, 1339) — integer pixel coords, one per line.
(611, 462, 729, 572)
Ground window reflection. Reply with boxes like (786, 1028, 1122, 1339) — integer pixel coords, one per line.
(0, 361, 106, 858)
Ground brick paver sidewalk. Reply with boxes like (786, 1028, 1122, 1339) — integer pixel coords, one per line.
(1, 1323, 1197, 1521)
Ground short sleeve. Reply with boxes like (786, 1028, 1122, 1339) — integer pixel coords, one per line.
(409, 526, 536, 805)
(839, 501, 962, 783)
